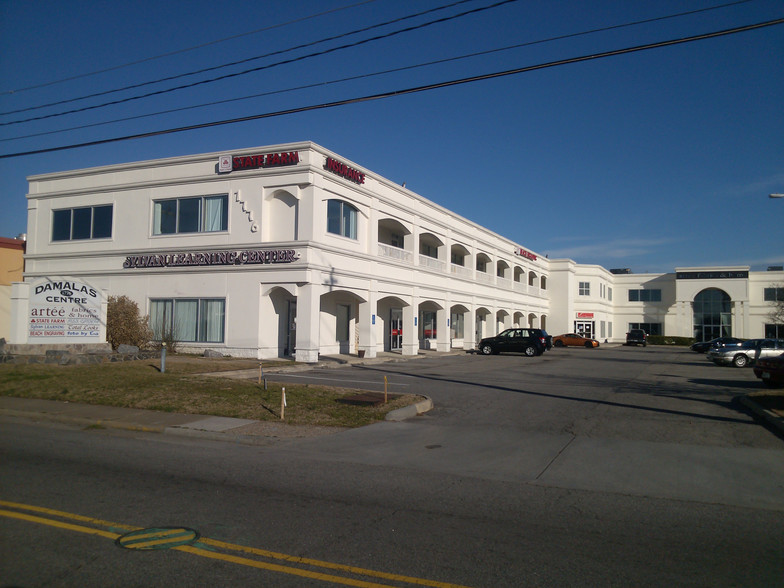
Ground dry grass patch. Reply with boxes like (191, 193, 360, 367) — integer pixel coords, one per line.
(0, 356, 421, 428)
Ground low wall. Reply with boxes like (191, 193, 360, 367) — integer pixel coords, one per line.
(0, 340, 160, 365)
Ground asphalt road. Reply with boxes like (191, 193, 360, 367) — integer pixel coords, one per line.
(2, 345, 783, 587)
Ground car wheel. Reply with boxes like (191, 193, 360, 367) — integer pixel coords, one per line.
(554, 340, 564, 347)
(524, 345, 537, 357)
(480, 344, 494, 355)
(733, 354, 748, 368)
(584, 341, 593, 348)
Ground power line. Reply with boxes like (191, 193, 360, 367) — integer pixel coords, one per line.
(0, 0, 487, 119)
(0, 0, 759, 144)
(1, 17, 781, 160)
(0, 0, 380, 96)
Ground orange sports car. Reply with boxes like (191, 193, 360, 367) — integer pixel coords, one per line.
(552, 333, 600, 348)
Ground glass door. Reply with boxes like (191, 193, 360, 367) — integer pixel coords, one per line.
(389, 308, 402, 350)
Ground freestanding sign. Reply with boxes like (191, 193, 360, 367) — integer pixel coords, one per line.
(10, 278, 107, 344)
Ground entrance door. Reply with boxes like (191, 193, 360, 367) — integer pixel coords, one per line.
(389, 308, 402, 350)
(285, 300, 297, 356)
(574, 321, 594, 338)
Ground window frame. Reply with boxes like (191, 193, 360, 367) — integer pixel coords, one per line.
(51, 204, 113, 242)
(326, 199, 358, 240)
(578, 282, 591, 296)
(152, 194, 228, 236)
(628, 289, 662, 302)
(149, 297, 225, 343)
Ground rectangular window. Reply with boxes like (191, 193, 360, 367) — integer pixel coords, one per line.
(629, 322, 662, 336)
(451, 252, 464, 266)
(149, 298, 225, 343)
(764, 287, 784, 302)
(579, 282, 590, 296)
(326, 199, 358, 239)
(608, 287, 613, 301)
(52, 205, 113, 241)
(153, 194, 228, 235)
(628, 289, 662, 302)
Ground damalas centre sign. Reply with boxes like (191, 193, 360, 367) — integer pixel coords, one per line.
(10, 278, 106, 344)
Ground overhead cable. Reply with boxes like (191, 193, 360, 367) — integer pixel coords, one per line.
(0, 0, 490, 118)
(2, 17, 781, 160)
(0, 0, 761, 143)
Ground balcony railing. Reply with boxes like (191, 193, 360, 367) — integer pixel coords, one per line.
(419, 254, 446, 272)
(475, 271, 494, 284)
(378, 243, 413, 262)
(451, 264, 473, 278)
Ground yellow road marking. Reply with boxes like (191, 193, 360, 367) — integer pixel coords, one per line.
(0, 500, 472, 588)
(200, 537, 470, 588)
(0, 499, 138, 531)
(0, 509, 120, 541)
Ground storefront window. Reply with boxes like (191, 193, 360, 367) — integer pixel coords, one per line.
(150, 298, 225, 343)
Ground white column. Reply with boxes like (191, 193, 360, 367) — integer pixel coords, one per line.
(9, 282, 30, 344)
(358, 291, 377, 358)
(402, 303, 417, 356)
(295, 283, 322, 363)
(436, 306, 450, 352)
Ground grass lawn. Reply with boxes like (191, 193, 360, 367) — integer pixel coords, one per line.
(0, 355, 420, 428)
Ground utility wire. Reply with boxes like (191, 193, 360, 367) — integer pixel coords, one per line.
(0, 0, 760, 144)
(0, 0, 486, 118)
(1, 17, 781, 160)
(0, 0, 380, 96)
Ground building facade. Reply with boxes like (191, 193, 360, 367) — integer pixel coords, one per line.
(1, 236, 26, 340)
(16, 142, 783, 360)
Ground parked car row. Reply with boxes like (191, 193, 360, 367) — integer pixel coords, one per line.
(690, 336, 745, 353)
(706, 338, 784, 368)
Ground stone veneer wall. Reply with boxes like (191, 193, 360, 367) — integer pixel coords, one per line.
(0, 339, 160, 365)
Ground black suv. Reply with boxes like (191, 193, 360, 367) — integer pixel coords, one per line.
(626, 329, 647, 346)
(478, 328, 550, 356)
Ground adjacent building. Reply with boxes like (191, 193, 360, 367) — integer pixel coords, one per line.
(14, 141, 783, 360)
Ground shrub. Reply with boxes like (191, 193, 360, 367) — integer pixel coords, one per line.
(106, 295, 153, 350)
(647, 335, 694, 346)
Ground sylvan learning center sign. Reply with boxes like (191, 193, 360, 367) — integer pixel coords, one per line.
(28, 279, 102, 340)
(123, 248, 300, 269)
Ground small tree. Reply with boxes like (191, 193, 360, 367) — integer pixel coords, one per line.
(106, 295, 153, 350)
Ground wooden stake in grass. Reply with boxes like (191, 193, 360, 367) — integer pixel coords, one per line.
(281, 387, 286, 420)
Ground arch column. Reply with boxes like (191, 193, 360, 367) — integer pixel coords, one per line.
(295, 283, 323, 363)
(358, 290, 377, 358)
(402, 303, 417, 356)
(436, 306, 450, 352)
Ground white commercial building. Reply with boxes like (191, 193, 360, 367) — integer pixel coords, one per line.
(14, 142, 783, 360)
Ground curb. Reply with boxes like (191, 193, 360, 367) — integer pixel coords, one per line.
(738, 395, 784, 437)
(385, 396, 433, 421)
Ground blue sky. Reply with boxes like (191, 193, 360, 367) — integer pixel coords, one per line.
(1, 0, 782, 273)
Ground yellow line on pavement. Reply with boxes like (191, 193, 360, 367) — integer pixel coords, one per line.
(176, 545, 395, 588)
(0, 500, 138, 531)
(200, 537, 471, 588)
(0, 500, 472, 588)
(0, 509, 120, 541)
